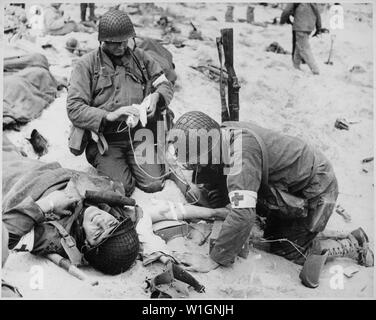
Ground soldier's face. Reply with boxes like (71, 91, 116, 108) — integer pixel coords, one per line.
(83, 206, 119, 246)
(103, 40, 128, 57)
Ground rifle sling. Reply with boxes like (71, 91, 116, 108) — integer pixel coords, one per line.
(46, 202, 85, 267)
(216, 37, 229, 121)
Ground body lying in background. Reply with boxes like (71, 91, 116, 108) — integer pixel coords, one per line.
(43, 3, 95, 36)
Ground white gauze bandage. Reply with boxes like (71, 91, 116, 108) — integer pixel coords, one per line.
(168, 201, 178, 220)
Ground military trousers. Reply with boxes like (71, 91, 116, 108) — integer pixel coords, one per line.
(86, 136, 165, 196)
(262, 167, 338, 265)
(293, 31, 320, 75)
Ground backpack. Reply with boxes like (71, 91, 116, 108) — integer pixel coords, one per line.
(137, 38, 177, 85)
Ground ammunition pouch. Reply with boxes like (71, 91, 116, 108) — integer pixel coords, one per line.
(47, 220, 85, 266)
(259, 187, 309, 220)
(68, 126, 90, 156)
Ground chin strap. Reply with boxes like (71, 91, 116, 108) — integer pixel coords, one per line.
(131, 37, 137, 51)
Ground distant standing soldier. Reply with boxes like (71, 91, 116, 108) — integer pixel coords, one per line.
(80, 3, 96, 23)
(281, 3, 322, 75)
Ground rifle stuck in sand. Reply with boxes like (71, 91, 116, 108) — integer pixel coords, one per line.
(216, 28, 241, 122)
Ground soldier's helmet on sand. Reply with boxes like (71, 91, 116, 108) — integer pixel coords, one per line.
(98, 9, 136, 42)
(66, 37, 78, 49)
(83, 216, 139, 275)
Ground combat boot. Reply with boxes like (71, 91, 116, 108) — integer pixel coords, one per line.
(311, 229, 374, 267)
(350, 227, 374, 267)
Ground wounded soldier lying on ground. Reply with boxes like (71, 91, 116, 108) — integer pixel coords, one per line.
(2, 134, 140, 275)
(2, 135, 229, 294)
(166, 111, 374, 279)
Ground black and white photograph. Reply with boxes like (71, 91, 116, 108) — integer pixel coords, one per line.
(1, 0, 374, 303)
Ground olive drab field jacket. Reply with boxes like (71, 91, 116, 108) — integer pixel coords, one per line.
(66, 47, 174, 136)
(202, 121, 336, 266)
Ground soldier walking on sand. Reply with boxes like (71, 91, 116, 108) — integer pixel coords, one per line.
(281, 3, 323, 75)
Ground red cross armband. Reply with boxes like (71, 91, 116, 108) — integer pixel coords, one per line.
(229, 190, 257, 209)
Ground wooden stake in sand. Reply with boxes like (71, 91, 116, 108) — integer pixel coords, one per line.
(225, 5, 234, 22)
(246, 6, 255, 24)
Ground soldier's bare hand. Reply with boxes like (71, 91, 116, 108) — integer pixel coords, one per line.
(208, 189, 224, 208)
(37, 190, 80, 217)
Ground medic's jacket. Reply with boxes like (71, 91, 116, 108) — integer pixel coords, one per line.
(204, 121, 336, 266)
(66, 47, 174, 136)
